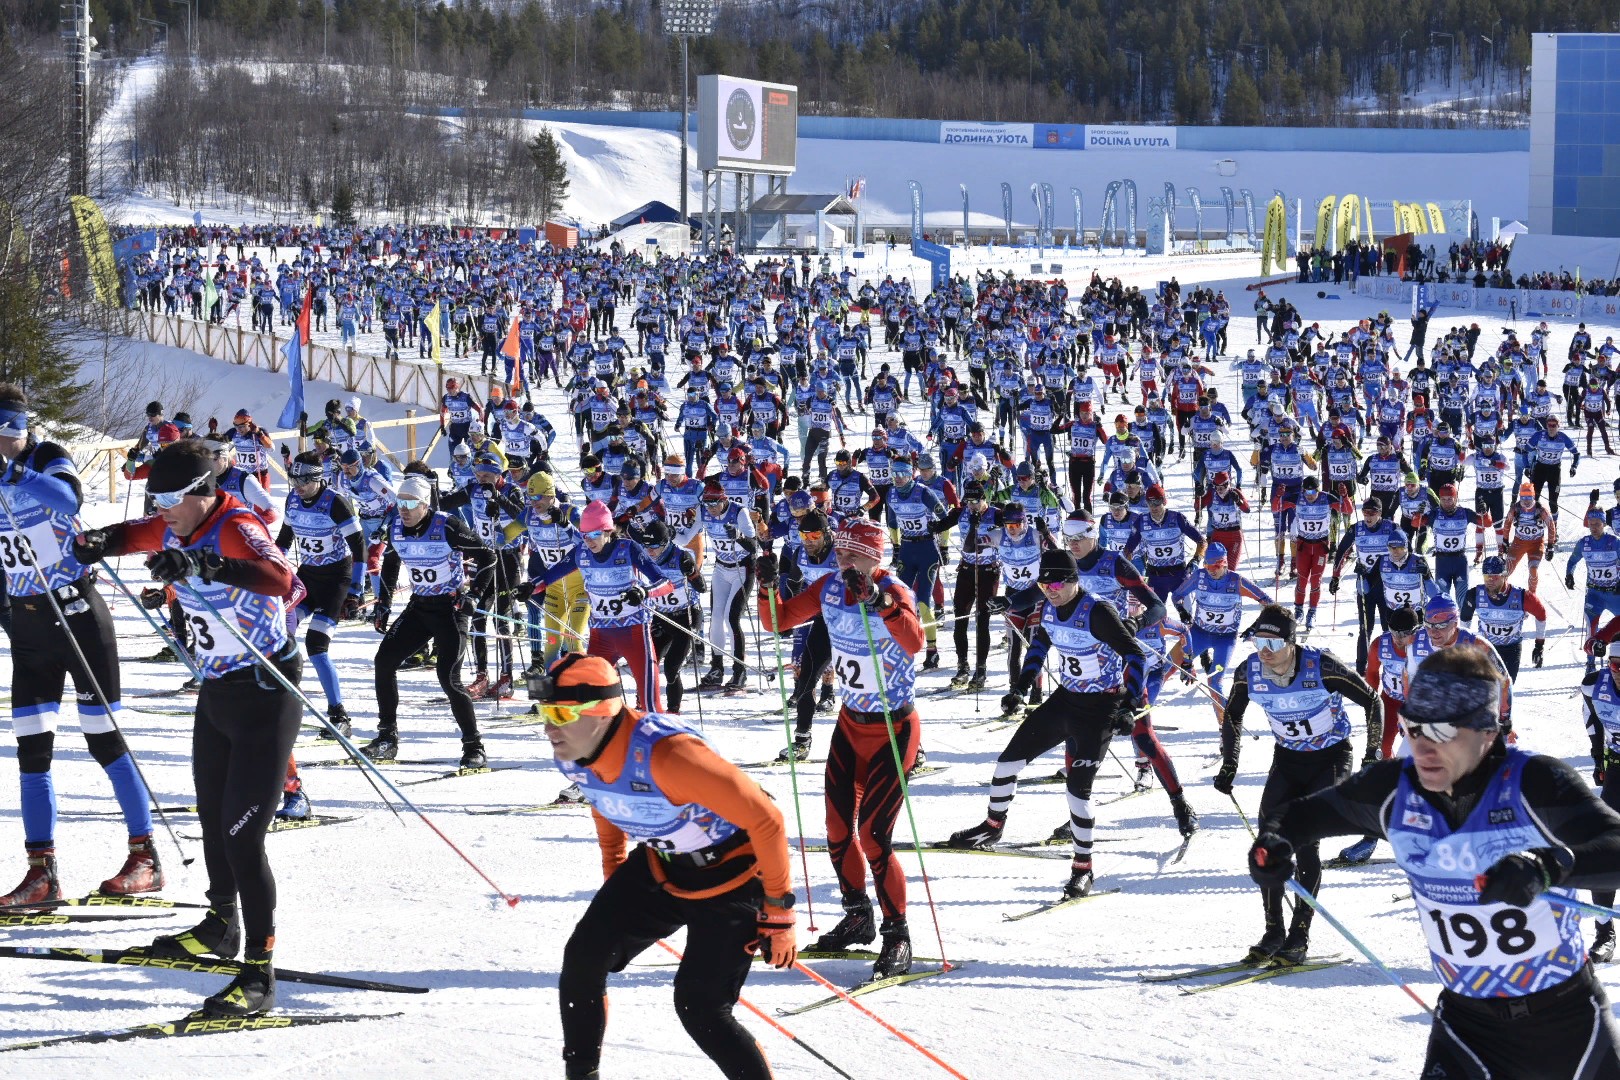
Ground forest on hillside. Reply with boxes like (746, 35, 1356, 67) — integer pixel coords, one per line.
(9, 0, 1619, 125)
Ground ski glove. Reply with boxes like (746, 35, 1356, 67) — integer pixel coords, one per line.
(999, 692, 1024, 715)
(1568, 572, 1578, 591)
(1476, 847, 1574, 907)
(1327, 576, 1340, 596)
(754, 551, 778, 585)
(147, 547, 221, 585)
(372, 604, 391, 634)
(138, 586, 167, 611)
(341, 594, 362, 621)
(750, 904, 797, 970)
(1247, 833, 1296, 888)
(841, 567, 880, 607)
(1212, 761, 1238, 796)
(983, 595, 1011, 615)
(73, 528, 111, 564)
(508, 580, 536, 604)
(622, 584, 647, 607)
(1532, 640, 1545, 668)
(1111, 696, 1140, 736)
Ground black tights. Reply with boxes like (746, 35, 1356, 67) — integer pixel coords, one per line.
(192, 655, 303, 947)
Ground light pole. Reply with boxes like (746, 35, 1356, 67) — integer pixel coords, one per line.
(161, 0, 194, 58)
(1431, 31, 1455, 86)
(1397, 29, 1409, 95)
(661, 0, 717, 238)
(1122, 49, 1143, 121)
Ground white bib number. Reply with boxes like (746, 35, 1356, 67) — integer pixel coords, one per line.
(186, 610, 233, 658)
(298, 535, 330, 558)
(1059, 652, 1100, 682)
(832, 650, 876, 693)
(1006, 563, 1035, 586)
(592, 592, 640, 619)
(1413, 892, 1552, 966)
(0, 520, 62, 571)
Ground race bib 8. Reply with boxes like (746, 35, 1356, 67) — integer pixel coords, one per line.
(1413, 891, 1554, 967)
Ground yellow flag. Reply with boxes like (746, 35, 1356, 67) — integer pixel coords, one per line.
(426, 301, 441, 361)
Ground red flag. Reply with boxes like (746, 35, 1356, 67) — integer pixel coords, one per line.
(501, 315, 524, 397)
(296, 284, 313, 346)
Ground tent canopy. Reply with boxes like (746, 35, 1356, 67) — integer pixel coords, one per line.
(609, 200, 695, 230)
(1498, 220, 1529, 238)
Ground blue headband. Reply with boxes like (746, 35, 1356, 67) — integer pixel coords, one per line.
(0, 406, 28, 438)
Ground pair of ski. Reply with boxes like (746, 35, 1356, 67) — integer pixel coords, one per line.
(300, 756, 518, 786)
(0, 945, 426, 1052)
(778, 962, 966, 1016)
(468, 797, 587, 816)
(0, 893, 208, 927)
(1141, 953, 1350, 994)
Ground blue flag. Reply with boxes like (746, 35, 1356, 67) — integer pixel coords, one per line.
(277, 287, 312, 429)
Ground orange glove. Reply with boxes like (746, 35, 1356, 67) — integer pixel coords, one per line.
(749, 903, 797, 970)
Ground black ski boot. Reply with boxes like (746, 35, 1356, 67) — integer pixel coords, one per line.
(201, 943, 274, 1016)
(321, 704, 352, 740)
(151, 902, 242, 960)
(1062, 859, 1094, 900)
(1274, 925, 1311, 966)
(1594, 921, 1616, 963)
(950, 662, 971, 690)
(360, 728, 398, 762)
(1246, 923, 1286, 963)
(459, 741, 487, 771)
(873, 917, 913, 978)
(723, 665, 748, 691)
(775, 735, 811, 763)
(811, 891, 876, 951)
(1170, 794, 1199, 838)
(698, 662, 725, 691)
(945, 813, 1005, 850)
(921, 648, 940, 671)
(816, 682, 836, 714)
(966, 667, 988, 691)
(907, 745, 928, 774)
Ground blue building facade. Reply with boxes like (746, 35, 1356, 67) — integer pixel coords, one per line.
(1530, 33, 1620, 238)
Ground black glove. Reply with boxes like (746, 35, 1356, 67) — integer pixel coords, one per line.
(1596, 639, 1610, 659)
(1595, 752, 1608, 788)
(280, 443, 292, 459)
(138, 586, 167, 611)
(509, 580, 536, 604)
(724, 523, 739, 540)
(373, 603, 391, 634)
(694, 575, 709, 594)
(623, 583, 647, 606)
(1532, 640, 1545, 668)
(984, 595, 1011, 614)
(1000, 691, 1024, 715)
(453, 592, 478, 618)
(1112, 697, 1140, 736)
(1361, 747, 1382, 769)
(1212, 760, 1237, 795)
(1174, 603, 1193, 624)
(1568, 571, 1577, 591)
(1476, 847, 1573, 907)
(841, 566, 879, 606)
(1328, 575, 1340, 596)
(755, 551, 779, 585)
(341, 593, 362, 621)
(73, 528, 111, 564)
(147, 547, 219, 584)
(1247, 833, 1296, 888)
(1032, 516, 1051, 537)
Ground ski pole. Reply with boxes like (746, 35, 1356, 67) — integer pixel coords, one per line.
(1283, 879, 1433, 1016)
(171, 578, 522, 906)
(655, 941, 854, 1080)
(1228, 792, 1255, 839)
(791, 959, 971, 1080)
(0, 492, 197, 870)
(856, 597, 952, 972)
(1499, 888, 1620, 923)
(102, 563, 399, 824)
(765, 587, 817, 932)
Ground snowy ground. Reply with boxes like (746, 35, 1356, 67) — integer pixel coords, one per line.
(4, 256, 1620, 1078)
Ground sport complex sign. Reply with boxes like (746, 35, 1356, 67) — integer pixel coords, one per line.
(938, 122, 1176, 151)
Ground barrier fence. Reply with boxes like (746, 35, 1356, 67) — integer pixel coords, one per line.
(1353, 276, 1620, 319)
